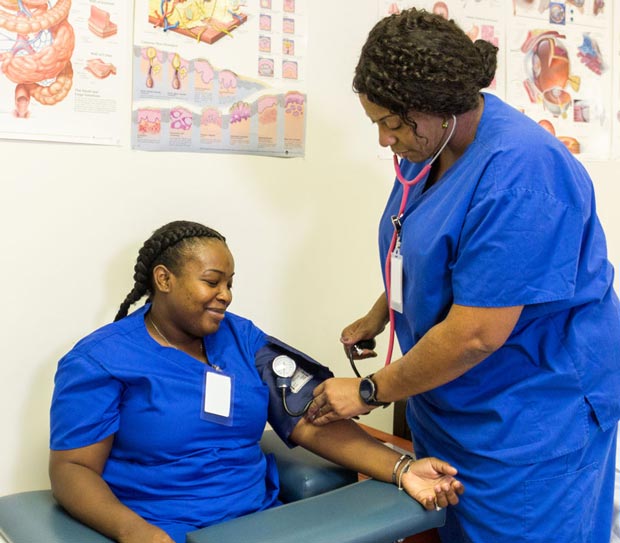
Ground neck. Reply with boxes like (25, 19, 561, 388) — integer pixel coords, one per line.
(147, 310, 207, 362)
(433, 96, 484, 181)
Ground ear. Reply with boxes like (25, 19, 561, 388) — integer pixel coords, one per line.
(152, 264, 173, 293)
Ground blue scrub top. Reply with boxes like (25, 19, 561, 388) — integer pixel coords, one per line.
(50, 305, 331, 536)
(379, 93, 620, 465)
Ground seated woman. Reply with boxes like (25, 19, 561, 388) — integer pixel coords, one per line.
(49, 220, 464, 543)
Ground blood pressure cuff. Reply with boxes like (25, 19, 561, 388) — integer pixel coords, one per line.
(255, 336, 334, 446)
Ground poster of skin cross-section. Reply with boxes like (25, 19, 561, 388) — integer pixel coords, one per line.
(131, 0, 307, 157)
(0, 0, 129, 145)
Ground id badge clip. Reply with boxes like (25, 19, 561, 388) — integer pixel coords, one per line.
(201, 368, 234, 426)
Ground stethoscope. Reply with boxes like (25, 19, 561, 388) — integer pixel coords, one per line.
(273, 117, 458, 411)
(349, 115, 458, 375)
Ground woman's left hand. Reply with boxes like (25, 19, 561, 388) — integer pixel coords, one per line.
(402, 457, 465, 510)
(306, 377, 371, 424)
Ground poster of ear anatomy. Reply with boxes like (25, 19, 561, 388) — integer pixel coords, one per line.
(0, 0, 129, 145)
(132, 0, 307, 157)
(378, 1, 615, 161)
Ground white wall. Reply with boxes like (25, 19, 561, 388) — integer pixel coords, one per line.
(1, 1, 619, 496)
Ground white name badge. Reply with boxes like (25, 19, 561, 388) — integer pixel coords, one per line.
(201, 370, 234, 426)
(390, 250, 404, 313)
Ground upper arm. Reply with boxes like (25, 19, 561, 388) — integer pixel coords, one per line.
(49, 435, 114, 478)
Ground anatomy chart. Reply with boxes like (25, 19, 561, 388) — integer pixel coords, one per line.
(0, 0, 128, 145)
(508, 0, 612, 160)
(378, 1, 614, 160)
(612, 4, 620, 159)
(132, 0, 307, 157)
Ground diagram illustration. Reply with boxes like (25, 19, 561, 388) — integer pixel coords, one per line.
(513, 0, 605, 17)
(0, 0, 75, 118)
(521, 30, 581, 119)
(148, 0, 248, 44)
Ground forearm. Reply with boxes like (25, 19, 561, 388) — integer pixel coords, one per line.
(373, 304, 522, 402)
(291, 418, 465, 511)
(290, 418, 401, 483)
(366, 294, 389, 331)
(50, 462, 151, 542)
(374, 321, 486, 401)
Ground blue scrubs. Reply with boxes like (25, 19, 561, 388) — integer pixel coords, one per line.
(50, 304, 332, 543)
(379, 93, 620, 541)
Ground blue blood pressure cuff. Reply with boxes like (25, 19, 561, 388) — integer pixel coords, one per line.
(255, 336, 334, 445)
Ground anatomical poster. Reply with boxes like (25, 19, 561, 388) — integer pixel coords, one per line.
(131, 0, 307, 157)
(612, 3, 620, 159)
(507, 0, 613, 160)
(0, 0, 130, 145)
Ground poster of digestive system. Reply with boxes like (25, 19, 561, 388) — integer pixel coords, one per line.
(0, 0, 128, 144)
(131, 0, 307, 157)
(507, 0, 612, 160)
(378, 1, 614, 161)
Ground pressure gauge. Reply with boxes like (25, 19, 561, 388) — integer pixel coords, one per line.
(272, 355, 297, 379)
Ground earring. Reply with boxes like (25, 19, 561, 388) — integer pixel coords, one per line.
(441, 119, 449, 129)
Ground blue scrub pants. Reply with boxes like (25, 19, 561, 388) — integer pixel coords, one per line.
(414, 414, 618, 543)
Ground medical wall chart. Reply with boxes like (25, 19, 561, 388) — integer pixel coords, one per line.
(131, 0, 307, 157)
(508, 0, 613, 160)
(377, 1, 614, 161)
(612, 4, 620, 159)
(0, 0, 128, 145)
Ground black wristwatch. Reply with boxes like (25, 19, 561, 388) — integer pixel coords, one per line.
(359, 374, 390, 407)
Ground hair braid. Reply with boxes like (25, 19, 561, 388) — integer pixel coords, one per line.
(114, 221, 226, 321)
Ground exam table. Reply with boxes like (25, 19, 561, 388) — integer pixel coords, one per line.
(0, 429, 445, 543)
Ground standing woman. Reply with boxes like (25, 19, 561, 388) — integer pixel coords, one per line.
(307, 8, 620, 542)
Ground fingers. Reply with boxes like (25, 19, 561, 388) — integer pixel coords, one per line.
(418, 480, 463, 511)
(428, 457, 458, 476)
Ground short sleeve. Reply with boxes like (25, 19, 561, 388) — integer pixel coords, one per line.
(453, 187, 584, 307)
(50, 350, 123, 450)
(255, 337, 333, 446)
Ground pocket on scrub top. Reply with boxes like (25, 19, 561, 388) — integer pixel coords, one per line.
(523, 462, 597, 542)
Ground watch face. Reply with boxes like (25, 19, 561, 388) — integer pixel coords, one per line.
(272, 355, 296, 378)
(359, 377, 375, 402)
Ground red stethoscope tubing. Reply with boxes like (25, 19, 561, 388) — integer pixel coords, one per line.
(379, 115, 456, 367)
(383, 156, 431, 366)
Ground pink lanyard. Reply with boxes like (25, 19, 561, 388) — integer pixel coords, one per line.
(382, 115, 457, 366)
(383, 156, 432, 366)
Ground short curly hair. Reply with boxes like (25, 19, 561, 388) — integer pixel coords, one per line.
(353, 8, 498, 119)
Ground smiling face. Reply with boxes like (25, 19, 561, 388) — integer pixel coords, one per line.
(153, 238, 235, 340)
(359, 93, 445, 163)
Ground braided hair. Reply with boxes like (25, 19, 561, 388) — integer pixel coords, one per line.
(353, 8, 498, 120)
(114, 221, 226, 321)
